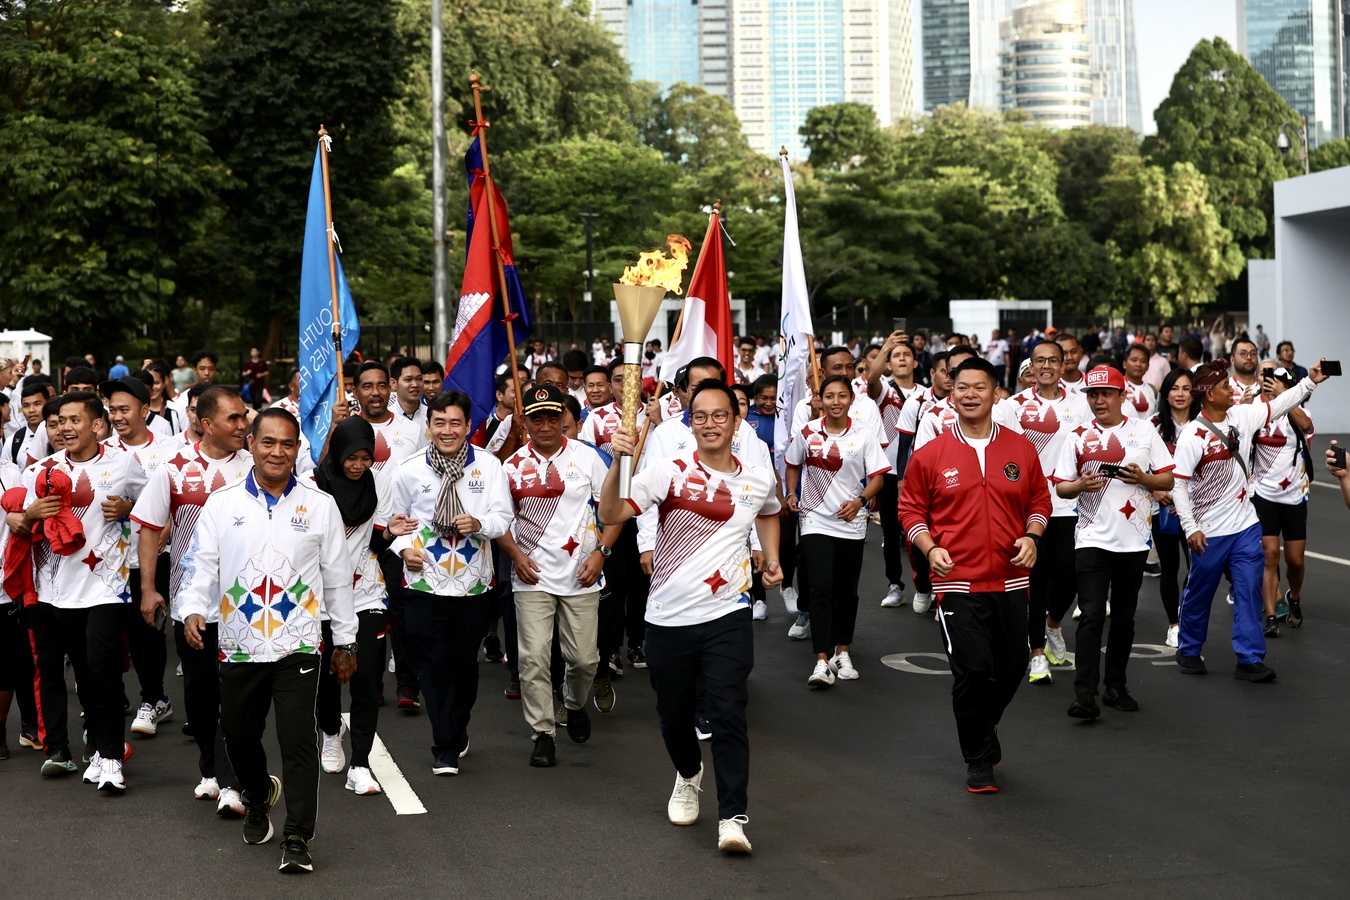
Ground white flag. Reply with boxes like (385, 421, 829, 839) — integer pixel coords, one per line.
(775, 154, 814, 474)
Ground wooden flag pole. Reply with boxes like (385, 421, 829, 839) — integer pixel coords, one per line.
(317, 124, 343, 375)
(469, 72, 525, 423)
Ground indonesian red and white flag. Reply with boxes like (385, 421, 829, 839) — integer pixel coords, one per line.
(658, 208, 733, 384)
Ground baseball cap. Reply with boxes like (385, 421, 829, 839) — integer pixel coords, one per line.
(521, 384, 567, 417)
(99, 374, 151, 406)
(1083, 366, 1125, 392)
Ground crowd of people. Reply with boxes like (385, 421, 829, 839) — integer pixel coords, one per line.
(0, 318, 1341, 874)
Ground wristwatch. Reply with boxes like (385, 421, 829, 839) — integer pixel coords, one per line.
(598, 545, 613, 559)
(1023, 532, 1041, 546)
(333, 643, 357, 656)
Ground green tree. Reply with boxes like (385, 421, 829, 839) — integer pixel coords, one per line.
(1310, 137, 1350, 172)
(799, 102, 884, 171)
(1004, 222, 1116, 314)
(1143, 37, 1300, 259)
(1039, 124, 1140, 239)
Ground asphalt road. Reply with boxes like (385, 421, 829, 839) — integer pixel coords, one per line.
(4, 439, 1350, 899)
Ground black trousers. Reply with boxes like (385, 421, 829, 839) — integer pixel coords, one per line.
(937, 590, 1028, 764)
(403, 592, 488, 763)
(1029, 517, 1078, 648)
(378, 550, 419, 695)
(607, 519, 650, 652)
(0, 603, 39, 725)
(780, 512, 800, 589)
(877, 473, 905, 589)
(28, 602, 125, 759)
(220, 654, 321, 840)
(1073, 548, 1146, 696)
(800, 533, 866, 655)
(173, 620, 237, 786)
(317, 610, 386, 769)
(645, 608, 753, 819)
(1152, 518, 1189, 625)
(491, 543, 519, 680)
(126, 562, 169, 704)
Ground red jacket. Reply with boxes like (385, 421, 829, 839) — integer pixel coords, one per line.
(899, 423, 1051, 594)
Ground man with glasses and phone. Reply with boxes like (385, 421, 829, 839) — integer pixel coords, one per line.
(1227, 338, 1262, 403)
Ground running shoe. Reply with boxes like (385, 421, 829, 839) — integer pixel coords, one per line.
(1142, 561, 1161, 577)
(83, 753, 104, 785)
(912, 592, 934, 615)
(593, 674, 616, 713)
(1067, 693, 1100, 720)
(194, 776, 221, 800)
(97, 757, 126, 793)
(279, 835, 313, 873)
(831, 651, 859, 680)
(1102, 686, 1139, 711)
(1165, 624, 1179, 649)
(19, 723, 40, 750)
(1044, 627, 1068, 666)
(965, 762, 998, 793)
(781, 585, 800, 615)
(1235, 662, 1277, 683)
(131, 703, 158, 736)
(555, 697, 569, 727)
(320, 723, 346, 774)
(529, 732, 556, 768)
(242, 775, 281, 844)
(717, 815, 752, 853)
(788, 613, 810, 640)
(695, 714, 712, 741)
(396, 689, 420, 711)
(431, 754, 459, 776)
(482, 632, 504, 663)
(608, 653, 624, 678)
(345, 766, 382, 795)
(667, 767, 702, 825)
(217, 788, 245, 817)
(504, 679, 522, 699)
(752, 599, 767, 620)
(628, 646, 648, 669)
(1274, 593, 1290, 620)
(41, 749, 77, 778)
(1028, 654, 1052, 684)
(808, 658, 836, 688)
(566, 705, 591, 744)
(1176, 653, 1207, 675)
(880, 584, 905, 608)
(1286, 593, 1303, 628)
(1263, 615, 1280, 638)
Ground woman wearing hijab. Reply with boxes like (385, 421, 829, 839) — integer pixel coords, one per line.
(309, 417, 407, 795)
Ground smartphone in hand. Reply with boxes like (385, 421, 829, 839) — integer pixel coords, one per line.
(1322, 360, 1342, 377)
(893, 317, 907, 334)
(1333, 444, 1348, 470)
(1097, 463, 1124, 479)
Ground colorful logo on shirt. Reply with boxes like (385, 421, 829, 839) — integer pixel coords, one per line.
(290, 504, 310, 532)
(1003, 462, 1020, 482)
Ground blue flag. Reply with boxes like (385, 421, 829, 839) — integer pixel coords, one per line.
(298, 141, 360, 464)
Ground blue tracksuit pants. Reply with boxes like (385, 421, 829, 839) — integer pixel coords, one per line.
(1177, 523, 1265, 665)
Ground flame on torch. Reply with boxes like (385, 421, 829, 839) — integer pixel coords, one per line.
(619, 234, 691, 295)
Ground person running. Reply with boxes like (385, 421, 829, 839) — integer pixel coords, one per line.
(178, 408, 357, 873)
(900, 357, 1050, 794)
(498, 385, 616, 767)
(867, 333, 917, 608)
(132, 386, 253, 814)
(784, 375, 887, 686)
(389, 391, 512, 776)
(993, 337, 1090, 685)
(1250, 362, 1314, 635)
(1150, 368, 1197, 648)
(22, 392, 147, 786)
(600, 380, 782, 855)
(1053, 366, 1175, 719)
(1171, 359, 1328, 682)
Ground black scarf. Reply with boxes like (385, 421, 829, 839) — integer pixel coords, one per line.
(315, 417, 378, 527)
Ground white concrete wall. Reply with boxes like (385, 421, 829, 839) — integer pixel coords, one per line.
(1246, 259, 1276, 349)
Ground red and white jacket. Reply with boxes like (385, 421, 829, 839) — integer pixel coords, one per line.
(898, 424, 1051, 594)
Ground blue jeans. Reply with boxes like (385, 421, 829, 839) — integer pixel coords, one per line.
(1177, 523, 1265, 665)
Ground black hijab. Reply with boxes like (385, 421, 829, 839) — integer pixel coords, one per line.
(315, 417, 378, 526)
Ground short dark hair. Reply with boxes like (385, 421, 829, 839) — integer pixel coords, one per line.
(1086, 354, 1119, 371)
(819, 374, 854, 397)
(146, 362, 171, 382)
(358, 360, 390, 382)
(65, 366, 98, 387)
(562, 350, 588, 372)
(730, 382, 752, 405)
(390, 356, 420, 381)
(63, 356, 85, 370)
(1276, 340, 1294, 354)
(947, 345, 977, 366)
(343, 361, 359, 380)
(1230, 337, 1258, 357)
(821, 346, 853, 367)
(606, 358, 624, 379)
(42, 396, 64, 420)
(738, 336, 755, 349)
(251, 407, 300, 439)
(1179, 337, 1204, 360)
(186, 383, 211, 402)
(59, 390, 103, 420)
(562, 394, 582, 421)
(751, 374, 777, 398)
(583, 365, 608, 380)
(131, 368, 154, 389)
(21, 381, 49, 400)
(687, 379, 739, 416)
(494, 372, 514, 394)
(683, 356, 725, 385)
(929, 350, 951, 369)
(536, 360, 567, 383)
(197, 385, 239, 423)
(191, 350, 218, 367)
(1125, 343, 1150, 361)
(950, 357, 998, 386)
(428, 389, 472, 422)
(419, 360, 444, 378)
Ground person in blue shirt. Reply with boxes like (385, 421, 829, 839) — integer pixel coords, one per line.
(744, 375, 776, 454)
(108, 356, 130, 380)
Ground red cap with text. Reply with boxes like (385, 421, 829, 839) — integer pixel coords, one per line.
(1084, 366, 1125, 391)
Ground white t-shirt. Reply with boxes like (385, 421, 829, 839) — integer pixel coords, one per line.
(735, 364, 765, 385)
(1229, 375, 1261, 404)
(578, 401, 647, 451)
(965, 435, 991, 475)
(785, 417, 889, 539)
(912, 396, 962, 452)
(503, 438, 609, 595)
(1052, 418, 1175, 552)
(104, 431, 177, 569)
(993, 385, 1092, 517)
(365, 410, 428, 472)
(628, 452, 780, 627)
(1252, 413, 1313, 506)
(1122, 380, 1158, 419)
(792, 389, 886, 450)
(984, 339, 1009, 366)
(753, 345, 773, 372)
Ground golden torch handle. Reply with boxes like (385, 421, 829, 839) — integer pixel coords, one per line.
(618, 340, 644, 497)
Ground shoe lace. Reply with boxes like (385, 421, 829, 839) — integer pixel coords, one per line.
(722, 814, 748, 827)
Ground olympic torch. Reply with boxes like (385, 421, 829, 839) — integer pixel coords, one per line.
(614, 235, 691, 497)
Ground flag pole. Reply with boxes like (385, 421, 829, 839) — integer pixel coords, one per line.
(469, 72, 525, 423)
(318, 124, 343, 376)
(781, 146, 820, 396)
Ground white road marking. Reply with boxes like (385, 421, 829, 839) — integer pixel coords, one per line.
(1306, 550, 1350, 567)
(1311, 481, 1340, 491)
(342, 713, 426, 815)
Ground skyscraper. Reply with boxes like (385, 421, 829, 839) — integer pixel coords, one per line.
(593, 0, 733, 97)
(999, 0, 1092, 129)
(1086, 0, 1142, 131)
(1238, 0, 1344, 145)
(922, 0, 1013, 111)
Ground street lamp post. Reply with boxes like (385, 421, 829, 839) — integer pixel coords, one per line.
(1278, 115, 1311, 176)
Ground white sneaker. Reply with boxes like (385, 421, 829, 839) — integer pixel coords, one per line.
(667, 767, 702, 825)
(808, 658, 836, 687)
(388, 654, 397, 673)
(1072, 604, 1082, 620)
(176, 662, 183, 677)
(98, 758, 126, 792)
(912, 592, 934, 615)
(193, 776, 220, 800)
(83, 752, 104, 784)
(217, 787, 245, 817)
(880, 584, 905, 608)
(321, 723, 347, 774)
(787, 613, 810, 640)
(1044, 626, 1068, 666)
(1225, 592, 1233, 606)
(781, 586, 800, 615)
(717, 815, 752, 854)
(1028, 654, 1052, 684)
(1165, 624, 1180, 649)
(832, 651, 859, 680)
(752, 599, 767, 620)
(345, 765, 383, 795)
(131, 703, 158, 736)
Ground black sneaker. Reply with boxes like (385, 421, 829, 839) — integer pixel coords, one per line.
(629, 646, 647, 669)
(482, 633, 503, 664)
(1286, 595, 1303, 628)
(695, 714, 712, 741)
(40, 748, 76, 778)
(593, 674, 616, 713)
(1235, 662, 1277, 683)
(566, 704, 591, 744)
(608, 653, 624, 678)
(1067, 693, 1100, 720)
(1142, 561, 1161, 577)
(278, 835, 313, 873)
(965, 761, 997, 793)
(1263, 615, 1280, 638)
(1102, 687, 1139, 712)
(504, 679, 521, 699)
(243, 775, 281, 845)
(1176, 653, 1207, 675)
(530, 732, 557, 767)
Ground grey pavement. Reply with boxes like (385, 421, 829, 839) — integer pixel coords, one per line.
(3, 440, 1350, 898)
